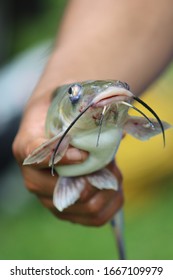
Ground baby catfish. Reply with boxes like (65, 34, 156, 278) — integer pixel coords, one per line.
(24, 80, 171, 259)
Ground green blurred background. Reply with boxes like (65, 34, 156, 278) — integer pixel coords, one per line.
(0, 0, 173, 260)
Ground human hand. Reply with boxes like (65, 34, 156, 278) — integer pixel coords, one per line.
(13, 91, 123, 226)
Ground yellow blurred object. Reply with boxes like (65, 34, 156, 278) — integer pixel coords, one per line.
(116, 69, 173, 201)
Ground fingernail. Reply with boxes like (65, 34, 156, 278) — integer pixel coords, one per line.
(66, 148, 87, 162)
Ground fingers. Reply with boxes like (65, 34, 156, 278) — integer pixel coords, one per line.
(26, 146, 88, 169)
(13, 135, 88, 168)
(62, 147, 88, 165)
(39, 188, 124, 226)
(20, 154, 124, 227)
(37, 160, 123, 226)
(23, 167, 57, 197)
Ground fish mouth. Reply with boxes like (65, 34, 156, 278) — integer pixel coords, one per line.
(91, 86, 165, 145)
(92, 87, 133, 107)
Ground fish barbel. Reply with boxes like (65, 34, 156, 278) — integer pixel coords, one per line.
(23, 80, 171, 259)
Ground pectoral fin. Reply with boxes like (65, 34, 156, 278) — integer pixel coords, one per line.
(23, 131, 70, 165)
(53, 176, 85, 211)
(86, 168, 119, 191)
(124, 116, 171, 141)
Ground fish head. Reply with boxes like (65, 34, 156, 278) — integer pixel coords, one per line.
(59, 80, 133, 129)
(57, 79, 168, 145)
(67, 79, 132, 107)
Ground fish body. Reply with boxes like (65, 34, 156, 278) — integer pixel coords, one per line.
(24, 80, 136, 209)
(24, 80, 171, 259)
(45, 81, 126, 176)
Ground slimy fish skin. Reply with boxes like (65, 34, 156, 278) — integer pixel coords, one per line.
(23, 80, 171, 259)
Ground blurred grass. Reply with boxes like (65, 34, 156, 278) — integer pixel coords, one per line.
(1, 0, 173, 260)
(125, 177, 173, 259)
(0, 172, 173, 260)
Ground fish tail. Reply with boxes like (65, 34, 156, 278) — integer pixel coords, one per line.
(110, 209, 126, 260)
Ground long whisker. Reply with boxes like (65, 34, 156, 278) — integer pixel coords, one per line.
(96, 106, 107, 147)
(133, 96, 165, 146)
(50, 102, 93, 176)
(121, 101, 155, 128)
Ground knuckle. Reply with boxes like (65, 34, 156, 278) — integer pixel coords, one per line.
(86, 199, 103, 215)
(90, 192, 124, 227)
(12, 135, 25, 163)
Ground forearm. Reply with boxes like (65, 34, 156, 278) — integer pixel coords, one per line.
(35, 0, 173, 97)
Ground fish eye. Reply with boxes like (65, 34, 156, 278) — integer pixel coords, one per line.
(68, 86, 73, 95)
(68, 83, 82, 104)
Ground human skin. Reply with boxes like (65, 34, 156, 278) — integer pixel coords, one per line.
(13, 0, 173, 226)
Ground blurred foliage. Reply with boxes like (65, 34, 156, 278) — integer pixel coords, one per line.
(8, 0, 68, 57)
